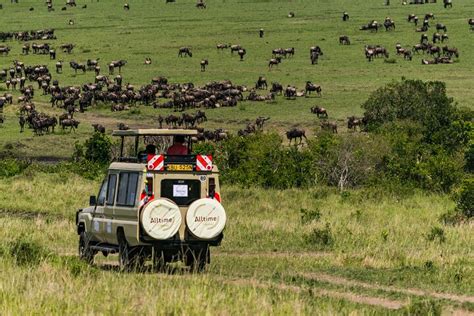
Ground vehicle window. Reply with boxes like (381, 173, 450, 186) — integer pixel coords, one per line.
(106, 174, 117, 205)
(117, 172, 139, 207)
(97, 180, 107, 205)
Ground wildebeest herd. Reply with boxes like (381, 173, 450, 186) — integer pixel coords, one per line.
(0, 0, 471, 146)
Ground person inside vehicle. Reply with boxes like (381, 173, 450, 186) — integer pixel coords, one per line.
(167, 135, 189, 155)
(138, 144, 157, 162)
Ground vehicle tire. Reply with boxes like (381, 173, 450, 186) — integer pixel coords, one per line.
(78, 232, 94, 264)
(186, 246, 209, 273)
(118, 232, 137, 272)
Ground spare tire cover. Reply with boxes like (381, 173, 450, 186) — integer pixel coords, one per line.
(186, 198, 226, 239)
(141, 199, 182, 240)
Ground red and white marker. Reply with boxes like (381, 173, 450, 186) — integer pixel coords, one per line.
(196, 155, 213, 171)
(147, 154, 164, 171)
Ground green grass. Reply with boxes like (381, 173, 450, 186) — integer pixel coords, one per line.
(1, 0, 474, 147)
(0, 173, 472, 313)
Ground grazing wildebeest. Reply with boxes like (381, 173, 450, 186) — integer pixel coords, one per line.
(0, 46, 10, 56)
(432, 33, 442, 43)
(360, 21, 379, 32)
(305, 81, 322, 97)
(66, 0, 77, 6)
(144, 57, 151, 65)
(196, 1, 206, 9)
(230, 44, 242, 54)
(255, 76, 267, 89)
(441, 33, 449, 42)
(384, 18, 396, 31)
(22, 44, 30, 55)
(124, 3, 130, 10)
(259, 28, 264, 38)
(425, 13, 435, 21)
(19, 115, 26, 132)
(284, 86, 297, 99)
(178, 47, 192, 57)
(408, 14, 419, 26)
(92, 123, 105, 133)
(238, 49, 246, 61)
(288, 12, 295, 18)
(469, 19, 474, 30)
(339, 35, 350, 45)
(284, 47, 295, 57)
(403, 50, 413, 61)
(286, 128, 307, 144)
(56, 61, 63, 73)
(442, 46, 459, 58)
(436, 23, 447, 33)
(320, 121, 337, 133)
(268, 57, 281, 69)
(310, 51, 319, 64)
(311, 106, 328, 118)
(216, 43, 229, 50)
(200, 59, 208, 71)
(444, 0, 452, 8)
(420, 33, 429, 44)
(342, 12, 349, 21)
(69, 61, 86, 74)
(427, 44, 441, 57)
(347, 116, 366, 131)
(166, 0, 176, 3)
(270, 82, 283, 94)
(255, 116, 270, 130)
(60, 43, 74, 53)
(108, 60, 127, 74)
(60, 118, 79, 132)
(49, 49, 56, 60)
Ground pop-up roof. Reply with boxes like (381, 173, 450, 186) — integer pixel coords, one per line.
(112, 129, 198, 137)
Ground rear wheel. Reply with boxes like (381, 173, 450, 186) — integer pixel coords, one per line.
(118, 232, 143, 272)
(78, 232, 94, 264)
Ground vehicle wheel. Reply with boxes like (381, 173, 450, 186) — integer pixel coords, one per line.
(186, 246, 209, 273)
(78, 232, 94, 264)
(118, 233, 134, 271)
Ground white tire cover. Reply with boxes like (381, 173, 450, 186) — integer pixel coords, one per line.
(186, 198, 226, 239)
(141, 199, 182, 240)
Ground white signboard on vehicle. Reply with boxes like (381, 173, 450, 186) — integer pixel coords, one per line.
(173, 185, 188, 197)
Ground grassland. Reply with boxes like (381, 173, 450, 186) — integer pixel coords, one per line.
(0, 0, 473, 314)
(0, 173, 473, 314)
(1, 0, 474, 157)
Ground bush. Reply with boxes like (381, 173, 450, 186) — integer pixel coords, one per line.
(455, 179, 474, 218)
(300, 208, 321, 224)
(5, 235, 50, 266)
(426, 226, 446, 243)
(0, 158, 28, 178)
(305, 223, 333, 247)
(74, 132, 112, 166)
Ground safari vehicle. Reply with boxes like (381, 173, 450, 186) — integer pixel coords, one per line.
(76, 129, 226, 271)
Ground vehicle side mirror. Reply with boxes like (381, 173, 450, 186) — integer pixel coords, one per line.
(89, 195, 97, 206)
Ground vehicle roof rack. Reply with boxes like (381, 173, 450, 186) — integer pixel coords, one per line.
(112, 129, 198, 137)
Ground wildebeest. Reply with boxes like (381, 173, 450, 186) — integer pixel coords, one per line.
(56, 61, 63, 73)
(288, 12, 295, 18)
(284, 86, 297, 99)
(436, 23, 447, 32)
(0, 46, 10, 56)
(60, 118, 79, 132)
(339, 35, 350, 45)
(255, 116, 270, 130)
(286, 128, 307, 144)
(310, 51, 319, 64)
(92, 123, 105, 133)
(108, 60, 127, 74)
(342, 12, 349, 21)
(60, 43, 74, 53)
(259, 29, 264, 38)
(69, 61, 86, 74)
(305, 81, 322, 97)
(469, 19, 474, 30)
(310, 106, 328, 118)
(216, 43, 229, 50)
(117, 123, 129, 130)
(320, 121, 337, 133)
(255, 76, 267, 90)
(124, 3, 130, 10)
(196, 1, 206, 9)
(178, 47, 192, 57)
(49, 49, 56, 60)
(230, 44, 242, 54)
(347, 116, 366, 131)
(238, 49, 246, 61)
(444, 0, 452, 8)
(408, 14, 419, 26)
(270, 82, 283, 94)
(384, 18, 396, 31)
(360, 20, 379, 32)
(268, 57, 281, 69)
(442, 46, 459, 58)
(200, 59, 208, 71)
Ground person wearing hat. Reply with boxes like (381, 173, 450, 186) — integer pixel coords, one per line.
(167, 135, 189, 155)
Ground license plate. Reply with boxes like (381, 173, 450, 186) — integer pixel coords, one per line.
(167, 164, 193, 171)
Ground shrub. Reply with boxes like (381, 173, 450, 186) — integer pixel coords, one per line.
(426, 226, 446, 243)
(74, 132, 112, 166)
(455, 179, 474, 218)
(305, 223, 333, 247)
(300, 208, 321, 224)
(0, 158, 28, 178)
(6, 235, 50, 266)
